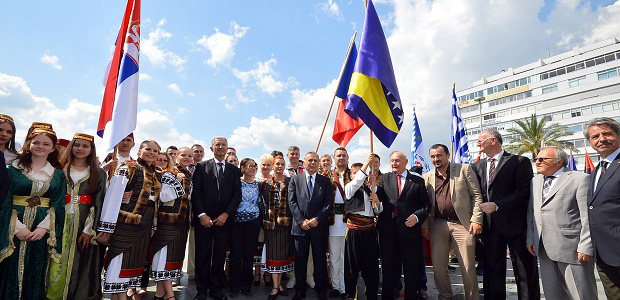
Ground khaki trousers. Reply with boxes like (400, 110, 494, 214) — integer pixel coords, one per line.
(430, 218, 479, 300)
(187, 227, 196, 278)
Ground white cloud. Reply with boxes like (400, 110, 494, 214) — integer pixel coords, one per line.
(320, 0, 343, 20)
(0, 73, 202, 157)
(41, 53, 62, 71)
(187, 92, 196, 97)
(167, 83, 183, 96)
(138, 92, 153, 103)
(197, 21, 249, 68)
(232, 58, 297, 96)
(141, 18, 187, 71)
(139, 73, 152, 81)
(178, 107, 189, 115)
(236, 90, 255, 103)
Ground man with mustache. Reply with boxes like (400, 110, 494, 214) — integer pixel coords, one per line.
(583, 117, 620, 299)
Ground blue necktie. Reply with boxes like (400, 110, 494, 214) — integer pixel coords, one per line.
(307, 176, 313, 198)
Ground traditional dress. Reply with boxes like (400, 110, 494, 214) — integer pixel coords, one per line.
(0, 161, 65, 300)
(150, 165, 191, 281)
(97, 160, 182, 293)
(260, 178, 294, 274)
(46, 166, 107, 300)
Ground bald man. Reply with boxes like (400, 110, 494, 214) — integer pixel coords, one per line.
(376, 151, 431, 300)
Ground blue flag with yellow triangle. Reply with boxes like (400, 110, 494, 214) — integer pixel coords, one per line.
(344, 0, 403, 148)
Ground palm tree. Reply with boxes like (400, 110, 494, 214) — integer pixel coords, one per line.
(505, 113, 576, 160)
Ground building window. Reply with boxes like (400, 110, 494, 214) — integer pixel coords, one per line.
(595, 56, 606, 65)
(598, 68, 618, 80)
(592, 105, 603, 114)
(603, 103, 614, 112)
(585, 59, 595, 68)
(542, 83, 558, 94)
(483, 113, 496, 121)
(581, 107, 592, 116)
(569, 76, 586, 87)
(605, 54, 616, 62)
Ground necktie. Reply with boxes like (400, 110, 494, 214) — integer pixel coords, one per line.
(397, 174, 403, 197)
(394, 174, 402, 217)
(599, 161, 609, 177)
(543, 176, 555, 199)
(217, 162, 224, 187)
(488, 158, 496, 184)
(307, 176, 313, 198)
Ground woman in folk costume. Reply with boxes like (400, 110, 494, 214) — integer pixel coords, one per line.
(96, 140, 184, 300)
(0, 114, 19, 162)
(150, 147, 193, 300)
(46, 133, 107, 300)
(261, 155, 294, 300)
(0, 127, 65, 300)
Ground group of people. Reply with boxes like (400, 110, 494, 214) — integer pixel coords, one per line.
(0, 112, 619, 300)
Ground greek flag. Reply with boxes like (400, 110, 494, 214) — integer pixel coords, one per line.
(411, 107, 431, 173)
(451, 85, 470, 164)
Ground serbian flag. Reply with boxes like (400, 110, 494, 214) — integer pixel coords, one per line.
(584, 152, 595, 174)
(345, 0, 403, 147)
(97, 0, 140, 151)
(333, 41, 364, 147)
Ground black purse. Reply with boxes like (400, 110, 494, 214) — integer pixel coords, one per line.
(257, 182, 268, 220)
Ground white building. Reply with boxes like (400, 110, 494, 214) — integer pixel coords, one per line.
(457, 37, 620, 169)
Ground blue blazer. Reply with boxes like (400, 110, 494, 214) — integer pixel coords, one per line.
(287, 173, 334, 237)
(588, 152, 620, 266)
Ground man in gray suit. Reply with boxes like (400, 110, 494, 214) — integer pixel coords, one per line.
(526, 146, 596, 299)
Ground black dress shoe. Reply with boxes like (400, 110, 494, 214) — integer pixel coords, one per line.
(268, 288, 279, 300)
(328, 290, 341, 298)
(277, 285, 289, 297)
(241, 290, 253, 298)
(194, 293, 208, 300)
(210, 291, 228, 300)
(229, 290, 239, 299)
(292, 292, 306, 300)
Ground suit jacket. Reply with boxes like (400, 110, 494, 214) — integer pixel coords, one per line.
(288, 172, 334, 236)
(190, 158, 242, 226)
(588, 152, 620, 266)
(421, 163, 484, 229)
(471, 151, 533, 235)
(0, 151, 8, 204)
(376, 171, 431, 239)
(526, 169, 592, 264)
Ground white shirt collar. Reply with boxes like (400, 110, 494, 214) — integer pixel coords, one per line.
(549, 168, 564, 178)
(489, 150, 504, 162)
(13, 160, 54, 176)
(601, 147, 620, 164)
(307, 172, 317, 181)
(397, 170, 408, 178)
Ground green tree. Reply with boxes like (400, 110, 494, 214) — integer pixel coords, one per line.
(505, 113, 575, 160)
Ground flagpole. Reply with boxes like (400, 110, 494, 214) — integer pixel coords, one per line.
(316, 31, 358, 153)
(109, 145, 118, 180)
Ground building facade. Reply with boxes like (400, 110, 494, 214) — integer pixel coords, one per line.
(457, 37, 620, 169)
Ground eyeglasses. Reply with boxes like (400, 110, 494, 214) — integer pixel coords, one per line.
(246, 165, 258, 169)
(534, 157, 554, 163)
(477, 137, 493, 145)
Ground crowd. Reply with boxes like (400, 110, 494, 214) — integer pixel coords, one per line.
(0, 113, 618, 300)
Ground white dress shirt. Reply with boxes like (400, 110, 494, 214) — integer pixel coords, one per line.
(593, 147, 620, 191)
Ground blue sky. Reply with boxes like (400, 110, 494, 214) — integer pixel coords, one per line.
(2, 0, 620, 168)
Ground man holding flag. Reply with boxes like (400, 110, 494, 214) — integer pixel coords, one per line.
(345, 1, 430, 299)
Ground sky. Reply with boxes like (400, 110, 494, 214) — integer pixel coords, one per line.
(2, 0, 620, 171)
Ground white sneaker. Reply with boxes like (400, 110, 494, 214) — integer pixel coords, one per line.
(306, 277, 315, 289)
(286, 271, 296, 289)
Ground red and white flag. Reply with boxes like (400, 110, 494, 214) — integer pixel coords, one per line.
(97, 0, 140, 151)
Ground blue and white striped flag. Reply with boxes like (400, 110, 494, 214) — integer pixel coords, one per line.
(451, 85, 470, 164)
(411, 107, 431, 173)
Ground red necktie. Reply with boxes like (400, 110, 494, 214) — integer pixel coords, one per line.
(394, 174, 402, 217)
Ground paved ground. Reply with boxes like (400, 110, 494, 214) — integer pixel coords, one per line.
(109, 260, 607, 299)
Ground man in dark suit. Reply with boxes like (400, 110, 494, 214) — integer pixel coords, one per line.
(288, 152, 334, 300)
(191, 136, 242, 300)
(471, 129, 539, 299)
(0, 150, 8, 204)
(583, 117, 620, 299)
(376, 151, 431, 300)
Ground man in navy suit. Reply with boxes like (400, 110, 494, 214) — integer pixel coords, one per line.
(191, 137, 242, 300)
(288, 152, 334, 300)
(584, 117, 620, 299)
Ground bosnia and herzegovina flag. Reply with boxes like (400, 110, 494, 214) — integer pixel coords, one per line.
(332, 42, 364, 147)
(97, 0, 140, 152)
(345, 0, 403, 148)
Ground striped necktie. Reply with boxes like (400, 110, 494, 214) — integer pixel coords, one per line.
(488, 158, 496, 184)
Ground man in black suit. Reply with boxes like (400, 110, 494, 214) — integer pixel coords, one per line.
(471, 129, 539, 299)
(288, 152, 334, 300)
(191, 136, 242, 300)
(376, 151, 431, 300)
(0, 150, 8, 204)
(584, 117, 620, 298)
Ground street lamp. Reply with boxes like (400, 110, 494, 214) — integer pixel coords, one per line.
(474, 96, 485, 133)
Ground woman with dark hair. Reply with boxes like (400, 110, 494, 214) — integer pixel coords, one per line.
(47, 133, 107, 300)
(156, 152, 173, 170)
(151, 147, 193, 300)
(262, 155, 294, 300)
(0, 114, 19, 162)
(96, 140, 184, 300)
(0, 127, 65, 299)
(228, 158, 263, 298)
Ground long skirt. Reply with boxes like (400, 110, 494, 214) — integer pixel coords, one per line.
(262, 225, 294, 274)
(151, 220, 189, 281)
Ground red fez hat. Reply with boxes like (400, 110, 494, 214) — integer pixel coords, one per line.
(57, 139, 70, 147)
